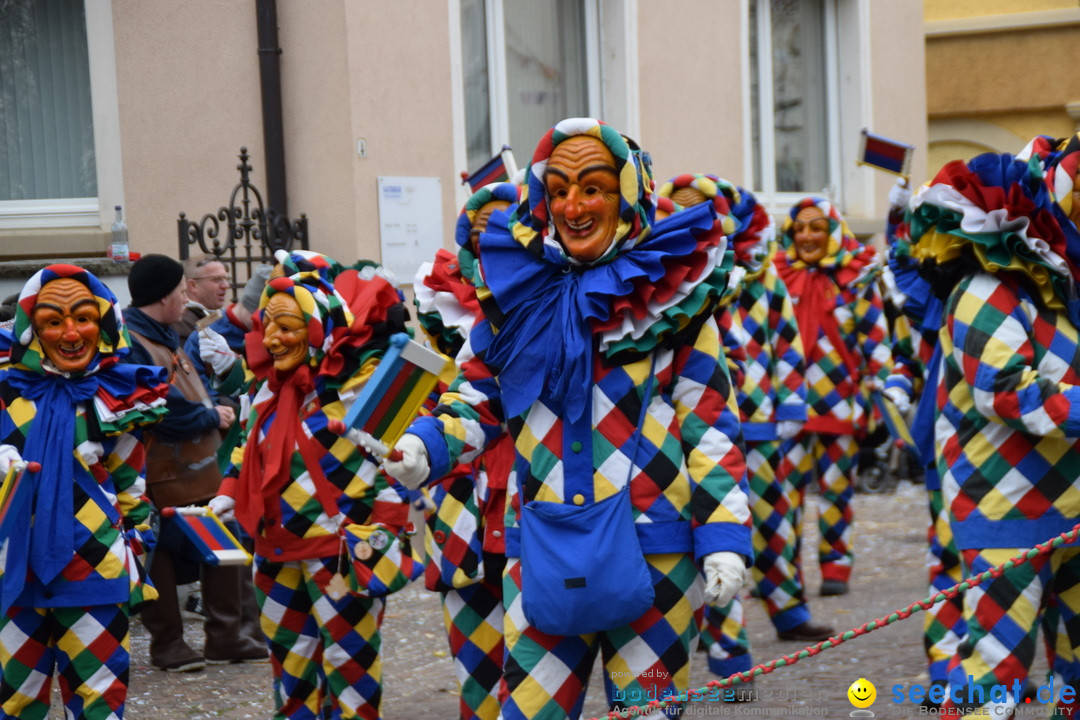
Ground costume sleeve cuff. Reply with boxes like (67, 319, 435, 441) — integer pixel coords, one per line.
(693, 522, 752, 563)
(409, 416, 452, 483)
(218, 475, 237, 498)
(884, 374, 913, 395)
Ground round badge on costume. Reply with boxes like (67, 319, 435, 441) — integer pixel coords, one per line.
(368, 529, 390, 551)
(353, 541, 373, 561)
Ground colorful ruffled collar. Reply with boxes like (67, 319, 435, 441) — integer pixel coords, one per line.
(908, 137, 1080, 322)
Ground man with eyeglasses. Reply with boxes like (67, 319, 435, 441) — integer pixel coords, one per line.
(173, 255, 230, 342)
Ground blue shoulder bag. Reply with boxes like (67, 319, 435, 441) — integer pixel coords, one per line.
(519, 357, 656, 636)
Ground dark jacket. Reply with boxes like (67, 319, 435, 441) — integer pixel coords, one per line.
(123, 306, 220, 442)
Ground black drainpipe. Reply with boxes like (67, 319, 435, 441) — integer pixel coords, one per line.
(256, 0, 287, 217)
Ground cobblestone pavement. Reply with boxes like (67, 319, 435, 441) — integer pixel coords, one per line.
(54, 481, 1056, 719)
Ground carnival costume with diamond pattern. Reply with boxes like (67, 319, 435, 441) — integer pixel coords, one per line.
(773, 197, 893, 589)
(908, 134, 1080, 717)
(413, 181, 520, 720)
(661, 177, 814, 677)
(219, 265, 412, 720)
(404, 118, 751, 720)
(0, 264, 168, 720)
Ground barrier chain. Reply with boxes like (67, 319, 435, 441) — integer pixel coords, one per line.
(589, 522, 1080, 720)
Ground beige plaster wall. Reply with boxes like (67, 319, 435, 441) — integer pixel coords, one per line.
(112, 1, 458, 277)
(636, 1, 746, 186)
(927, 27, 1080, 118)
(866, 1, 928, 193)
(282, 2, 459, 269)
(112, 0, 263, 260)
(924, 0, 1072, 22)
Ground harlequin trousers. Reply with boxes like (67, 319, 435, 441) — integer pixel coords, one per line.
(255, 556, 385, 720)
(924, 481, 967, 685)
(440, 572, 505, 720)
(0, 603, 129, 720)
(500, 552, 701, 720)
(940, 546, 1080, 716)
(780, 432, 857, 584)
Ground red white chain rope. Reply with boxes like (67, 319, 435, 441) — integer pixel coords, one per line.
(588, 522, 1080, 720)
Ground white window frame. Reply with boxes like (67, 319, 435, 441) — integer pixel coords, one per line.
(0, 0, 123, 232)
(746, 0, 843, 216)
(450, 0, 630, 209)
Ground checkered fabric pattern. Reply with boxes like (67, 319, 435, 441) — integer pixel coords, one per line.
(0, 603, 129, 720)
(726, 266, 808, 437)
(700, 593, 751, 678)
(418, 316, 750, 560)
(441, 577, 506, 720)
(254, 556, 386, 720)
(500, 553, 701, 720)
(747, 439, 810, 629)
(940, 547, 1080, 716)
(925, 481, 967, 684)
(937, 273, 1080, 551)
(799, 282, 892, 435)
(0, 386, 155, 609)
(223, 363, 411, 562)
(781, 432, 858, 583)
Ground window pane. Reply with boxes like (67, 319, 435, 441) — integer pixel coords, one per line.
(770, 0, 827, 193)
(502, 0, 587, 158)
(461, 0, 492, 172)
(750, 0, 762, 190)
(0, 0, 97, 201)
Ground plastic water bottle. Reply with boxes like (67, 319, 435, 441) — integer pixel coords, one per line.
(109, 205, 129, 263)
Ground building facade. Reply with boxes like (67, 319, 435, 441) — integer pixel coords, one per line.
(0, 0, 927, 299)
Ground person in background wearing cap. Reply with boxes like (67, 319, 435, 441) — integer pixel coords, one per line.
(381, 118, 751, 719)
(172, 255, 231, 343)
(0, 264, 169, 719)
(122, 254, 267, 672)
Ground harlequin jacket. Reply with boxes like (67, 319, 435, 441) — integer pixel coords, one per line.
(408, 119, 752, 561)
(219, 268, 413, 561)
(0, 265, 168, 613)
(775, 197, 893, 436)
(714, 182, 807, 441)
(908, 134, 1080, 548)
(413, 181, 522, 588)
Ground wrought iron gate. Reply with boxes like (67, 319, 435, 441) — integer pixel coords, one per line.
(177, 147, 308, 301)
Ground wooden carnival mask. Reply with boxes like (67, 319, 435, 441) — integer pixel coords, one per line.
(261, 292, 310, 373)
(791, 205, 831, 266)
(31, 278, 101, 374)
(544, 135, 622, 262)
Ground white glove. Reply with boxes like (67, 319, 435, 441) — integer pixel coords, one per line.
(207, 495, 236, 523)
(883, 385, 912, 415)
(888, 177, 911, 211)
(76, 440, 105, 467)
(198, 326, 240, 377)
(382, 434, 430, 490)
(864, 376, 885, 393)
(776, 420, 803, 440)
(0, 444, 22, 474)
(703, 551, 746, 607)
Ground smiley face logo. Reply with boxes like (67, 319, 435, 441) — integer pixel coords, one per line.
(848, 678, 876, 708)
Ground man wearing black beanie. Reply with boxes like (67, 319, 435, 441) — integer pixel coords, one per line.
(122, 254, 266, 672)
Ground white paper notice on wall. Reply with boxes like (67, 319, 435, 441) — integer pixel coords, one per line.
(377, 176, 443, 286)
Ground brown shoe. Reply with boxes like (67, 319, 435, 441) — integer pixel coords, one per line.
(777, 620, 836, 642)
